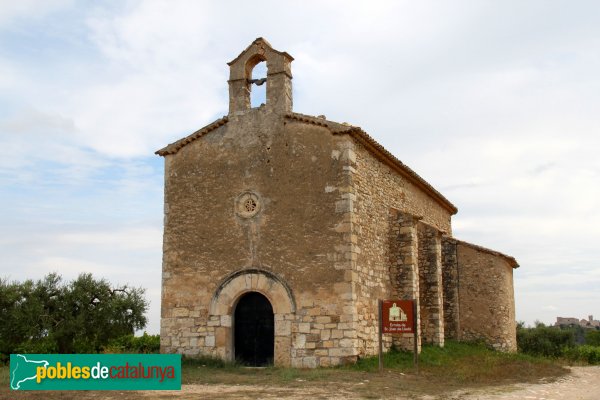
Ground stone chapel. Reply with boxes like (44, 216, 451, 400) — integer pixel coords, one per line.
(156, 38, 519, 367)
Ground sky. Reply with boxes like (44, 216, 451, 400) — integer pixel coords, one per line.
(1, 0, 599, 334)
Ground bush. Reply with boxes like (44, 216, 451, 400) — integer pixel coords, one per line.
(103, 332, 160, 354)
(565, 345, 600, 365)
(517, 324, 575, 357)
(585, 330, 600, 346)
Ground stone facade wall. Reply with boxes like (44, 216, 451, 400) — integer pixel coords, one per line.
(441, 238, 460, 339)
(448, 239, 517, 351)
(351, 142, 453, 356)
(388, 211, 421, 352)
(161, 109, 364, 366)
(417, 222, 444, 346)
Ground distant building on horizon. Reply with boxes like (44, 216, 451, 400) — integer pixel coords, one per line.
(555, 315, 600, 329)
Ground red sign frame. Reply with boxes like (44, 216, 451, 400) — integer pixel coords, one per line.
(381, 300, 415, 334)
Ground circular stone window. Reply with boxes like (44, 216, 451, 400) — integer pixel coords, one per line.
(235, 192, 261, 218)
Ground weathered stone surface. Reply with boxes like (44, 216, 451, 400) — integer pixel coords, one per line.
(157, 38, 519, 367)
(418, 223, 444, 346)
(442, 238, 518, 351)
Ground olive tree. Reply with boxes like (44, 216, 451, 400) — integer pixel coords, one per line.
(0, 273, 147, 357)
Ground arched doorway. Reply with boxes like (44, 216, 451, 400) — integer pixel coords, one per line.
(234, 292, 274, 366)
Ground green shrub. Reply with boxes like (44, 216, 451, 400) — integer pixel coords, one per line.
(103, 332, 160, 354)
(585, 330, 600, 346)
(14, 338, 58, 354)
(517, 325, 575, 357)
(565, 345, 600, 364)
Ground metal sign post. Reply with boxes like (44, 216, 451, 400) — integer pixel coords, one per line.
(412, 300, 419, 374)
(378, 299, 383, 372)
(379, 299, 419, 373)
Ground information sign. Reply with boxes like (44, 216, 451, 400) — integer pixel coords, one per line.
(382, 300, 415, 334)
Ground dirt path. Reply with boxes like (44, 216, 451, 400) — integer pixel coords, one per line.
(148, 384, 354, 399)
(3, 366, 598, 399)
(454, 366, 600, 400)
(139, 366, 600, 399)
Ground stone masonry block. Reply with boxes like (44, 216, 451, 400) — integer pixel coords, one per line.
(220, 315, 232, 327)
(299, 323, 311, 333)
(172, 307, 189, 318)
(205, 336, 215, 347)
(275, 320, 292, 336)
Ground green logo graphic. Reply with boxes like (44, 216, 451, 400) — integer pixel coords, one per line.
(10, 354, 49, 390)
(10, 354, 181, 391)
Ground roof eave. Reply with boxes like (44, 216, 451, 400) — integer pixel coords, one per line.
(451, 238, 520, 269)
(155, 116, 229, 157)
(285, 112, 458, 215)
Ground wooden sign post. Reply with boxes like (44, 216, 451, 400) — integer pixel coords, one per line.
(378, 299, 418, 372)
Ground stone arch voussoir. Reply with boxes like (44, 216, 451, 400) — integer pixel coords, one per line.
(210, 269, 296, 316)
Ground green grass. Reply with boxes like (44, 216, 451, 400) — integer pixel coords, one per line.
(0, 342, 570, 398)
(0, 364, 8, 389)
(176, 341, 568, 396)
(341, 341, 567, 387)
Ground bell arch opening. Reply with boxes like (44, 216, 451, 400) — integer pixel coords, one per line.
(234, 291, 274, 366)
(227, 38, 293, 114)
(250, 60, 267, 108)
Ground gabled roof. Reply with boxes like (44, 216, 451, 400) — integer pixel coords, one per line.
(446, 237, 520, 269)
(155, 116, 228, 156)
(156, 112, 458, 215)
(285, 112, 458, 215)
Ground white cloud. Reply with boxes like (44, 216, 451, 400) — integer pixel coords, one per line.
(56, 227, 161, 250)
(0, 0, 72, 27)
(1, 224, 163, 333)
(541, 305, 558, 312)
(0, 108, 109, 183)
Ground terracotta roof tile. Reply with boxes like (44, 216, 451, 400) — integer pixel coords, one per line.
(446, 237, 519, 269)
(155, 116, 228, 156)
